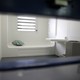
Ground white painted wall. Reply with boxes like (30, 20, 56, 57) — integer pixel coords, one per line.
(57, 19, 80, 42)
(56, 19, 68, 39)
(55, 19, 80, 56)
(2, 14, 80, 57)
(48, 18, 57, 38)
(67, 20, 80, 41)
(1, 15, 55, 58)
(8, 15, 51, 46)
(0, 15, 1, 59)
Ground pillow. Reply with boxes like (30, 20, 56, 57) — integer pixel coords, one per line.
(12, 40, 24, 46)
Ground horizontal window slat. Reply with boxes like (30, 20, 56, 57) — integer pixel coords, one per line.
(18, 26, 36, 29)
(18, 20, 36, 23)
(18, 16, 36, 19)
(18, 22, 36, 24)
(18, 18, 36, 20)
(18, 28, 35, 30)
(18, 29, 36, 31)
(17, 16, 37, 32)
(17, 25, 35, 27)
(18, 23, 36, 26)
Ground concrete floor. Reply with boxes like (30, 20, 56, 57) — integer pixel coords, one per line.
(1, 56, 80, 80)
(0, 64, 80, 80)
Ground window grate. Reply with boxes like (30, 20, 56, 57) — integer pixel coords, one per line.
(17, 16, 37, 31)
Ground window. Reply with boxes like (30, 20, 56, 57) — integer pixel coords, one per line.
(17, 16, 37, 31)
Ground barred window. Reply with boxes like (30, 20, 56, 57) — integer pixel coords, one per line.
(17, 16, 37, 31)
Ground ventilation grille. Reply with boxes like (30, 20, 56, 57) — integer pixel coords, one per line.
(17, 16, 37, 31)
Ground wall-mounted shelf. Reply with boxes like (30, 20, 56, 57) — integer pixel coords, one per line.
(46, 38, 67, 42)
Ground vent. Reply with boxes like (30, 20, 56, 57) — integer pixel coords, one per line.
(17, 16, 37, 31)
